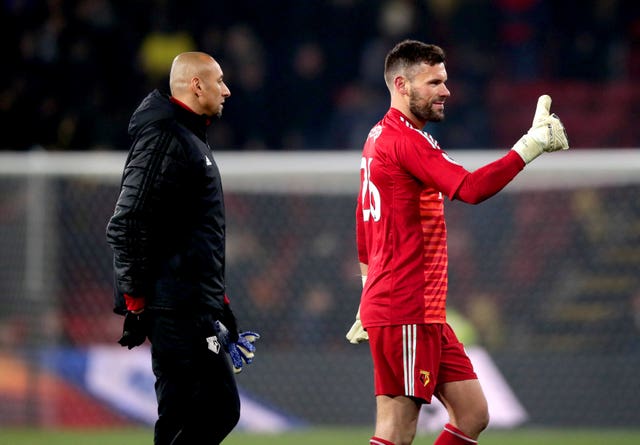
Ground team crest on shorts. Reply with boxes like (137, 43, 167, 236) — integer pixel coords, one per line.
(419, 370, 431, 387)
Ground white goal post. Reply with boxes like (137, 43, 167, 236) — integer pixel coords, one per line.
(0, 149, 638, 193)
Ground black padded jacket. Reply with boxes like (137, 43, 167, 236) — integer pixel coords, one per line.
(106, 90, 227, 317)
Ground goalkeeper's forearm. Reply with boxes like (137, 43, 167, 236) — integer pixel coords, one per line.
(454, 151, 523, 204)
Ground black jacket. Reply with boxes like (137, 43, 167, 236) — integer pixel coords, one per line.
(106, 90, 227, 317)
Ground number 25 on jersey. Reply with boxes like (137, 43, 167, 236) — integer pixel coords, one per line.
(361, 157, 381, 222)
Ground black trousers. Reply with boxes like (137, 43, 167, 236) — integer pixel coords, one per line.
(147, 310, 240, 445)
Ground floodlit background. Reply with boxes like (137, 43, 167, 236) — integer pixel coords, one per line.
(1, 0, 639, 442)
(3, 0, 640, 151)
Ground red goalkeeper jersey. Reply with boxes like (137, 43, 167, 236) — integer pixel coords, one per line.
(356, 108, 521, 328)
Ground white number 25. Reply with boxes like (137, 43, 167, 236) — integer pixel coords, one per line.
(361, 157, 381, 222)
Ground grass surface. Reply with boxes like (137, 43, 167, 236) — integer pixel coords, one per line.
(1, 427, 639, 445)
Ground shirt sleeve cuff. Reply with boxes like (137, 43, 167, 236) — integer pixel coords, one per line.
(124, 294, 146, 312)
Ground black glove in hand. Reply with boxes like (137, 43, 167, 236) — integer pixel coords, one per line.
(118, 311, 147, 349)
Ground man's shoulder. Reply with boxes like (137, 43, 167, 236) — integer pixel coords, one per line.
(125, 121, 197, 169)
(394, 122, 441, 152)
(130, 119, 179, 149)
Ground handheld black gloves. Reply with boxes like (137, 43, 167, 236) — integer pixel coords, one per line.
(118, 311, 147, 349)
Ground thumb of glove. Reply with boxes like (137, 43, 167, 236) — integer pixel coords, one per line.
(532, 94, 551, 126)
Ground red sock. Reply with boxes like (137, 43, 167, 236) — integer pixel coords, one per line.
(370, 437, 395, 445)
(433, 423, 478, 445)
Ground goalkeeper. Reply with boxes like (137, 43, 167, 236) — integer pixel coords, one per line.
(348, 40, 568, 445)
(106, 52, 259, 445)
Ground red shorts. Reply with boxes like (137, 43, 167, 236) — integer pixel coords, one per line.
(367, 323, 477, 403)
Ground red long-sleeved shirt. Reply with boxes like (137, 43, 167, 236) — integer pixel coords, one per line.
(356, 108, 524, 327)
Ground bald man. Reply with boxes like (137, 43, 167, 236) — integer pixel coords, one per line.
(169, 52, 229, 118)
(107, 52, 259, 445)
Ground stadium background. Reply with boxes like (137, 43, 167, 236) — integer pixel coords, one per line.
(1, 0, 639, 440)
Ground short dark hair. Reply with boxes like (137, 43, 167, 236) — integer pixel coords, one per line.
(384, 40, 446, 86)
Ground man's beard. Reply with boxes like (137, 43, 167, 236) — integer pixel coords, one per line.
(409, 93, 444, 123)
(204, 107, 223, 119)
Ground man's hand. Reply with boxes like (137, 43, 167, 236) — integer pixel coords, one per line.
(215, 320, 260, 374)
(512, 95, 569, 164)
(346, 308, 368, 344)
(118, 311, 147, 349)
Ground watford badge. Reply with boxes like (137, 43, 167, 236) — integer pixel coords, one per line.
(206, 335, 221, 354)
(419, 370, 431, 387)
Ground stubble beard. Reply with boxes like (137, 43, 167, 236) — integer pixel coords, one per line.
(214, 103, 224, 118)
(409, 93, 444, 123)
(203, 106, 223, 119)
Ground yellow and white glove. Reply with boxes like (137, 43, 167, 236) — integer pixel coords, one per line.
(346, 307, 368, 344)
(512, 95, 569, 164)
(346, 275, 369, 344)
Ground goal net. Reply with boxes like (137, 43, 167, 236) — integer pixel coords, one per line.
(0, 149, 638, 428)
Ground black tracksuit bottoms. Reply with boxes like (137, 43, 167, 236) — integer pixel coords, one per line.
(147, 310, 240, 445)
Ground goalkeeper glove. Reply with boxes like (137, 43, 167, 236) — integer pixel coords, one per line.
(346, 307, 368, 344)
(118, 311, 147, 349)
(512, 94, 569, 164)
(214, 320, 260, 374)
(346, 275, 369, 344)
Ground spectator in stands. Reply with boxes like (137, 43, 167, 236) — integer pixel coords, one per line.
(2, 1, 638, 150)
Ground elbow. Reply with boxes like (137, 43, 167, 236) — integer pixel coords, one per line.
(454, 192, 486, 205)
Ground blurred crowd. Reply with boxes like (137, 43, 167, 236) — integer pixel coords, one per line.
(2, 0, 639, 151)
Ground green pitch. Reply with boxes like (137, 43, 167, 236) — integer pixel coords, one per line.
(1, 427, 639, 445)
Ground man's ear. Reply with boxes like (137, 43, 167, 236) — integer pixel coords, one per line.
(190, 77, 202, 97)
(394, 76, 408, 96)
